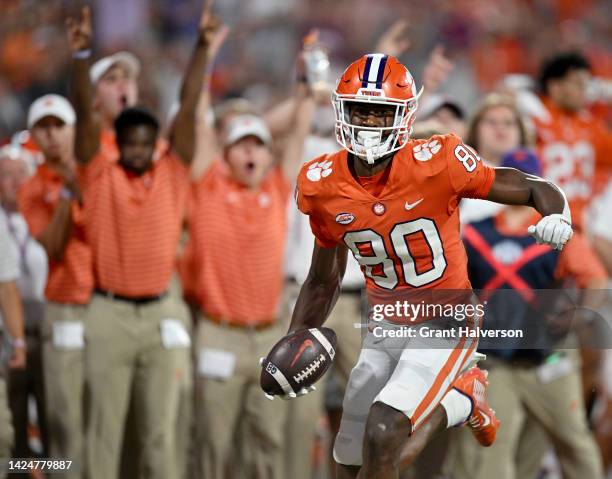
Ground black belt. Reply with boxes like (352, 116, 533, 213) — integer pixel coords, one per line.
(95, 288, 167, 305)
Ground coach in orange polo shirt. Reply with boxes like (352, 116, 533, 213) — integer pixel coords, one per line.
(66, 5, 217, 479)
(18, 94, 92, 477)
(185, 73, 313, 475)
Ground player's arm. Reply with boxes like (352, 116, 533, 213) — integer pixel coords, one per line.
(67, 6, 101, 165)
(287, 243, 348, 333)
(169, 7, 225, 166)
(486, 167, 572, 249)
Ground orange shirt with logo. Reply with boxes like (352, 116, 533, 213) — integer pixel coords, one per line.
(296, 134, 496, 293)
(534, 98, 612, 228)
(18, 164, 93, 304)
(79, 149, 189, 297)
(184, 161, 290, 325)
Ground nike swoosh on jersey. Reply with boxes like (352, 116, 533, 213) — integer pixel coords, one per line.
(404, 198, 424, 210)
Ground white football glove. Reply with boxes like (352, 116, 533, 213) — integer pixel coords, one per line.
(258, 357, 316, 401)
(527, 213, 573, 250)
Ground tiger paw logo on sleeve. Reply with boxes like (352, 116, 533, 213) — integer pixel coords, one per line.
(306, 160, 333, 182)
(413, 139, 442, 162)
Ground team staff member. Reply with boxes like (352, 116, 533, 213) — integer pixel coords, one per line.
(185, 51, 313, 479)
(89, 50, 140, 159)
(67, 4, 215, 478)
(1, 146, 49, 461)
(450, 151, 606, 479)
(0, 216, 27, 479)
(17, 94, 91, 477)
(78, 13, 183, 479)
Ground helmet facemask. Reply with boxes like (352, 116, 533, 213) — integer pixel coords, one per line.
(332, 88, 422, 164)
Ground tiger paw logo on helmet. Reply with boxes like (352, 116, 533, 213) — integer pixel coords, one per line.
(413, 139, 442, 162)
(306, 160, 333, 182)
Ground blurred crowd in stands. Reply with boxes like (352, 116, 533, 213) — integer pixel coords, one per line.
(2, 0, 612, 140)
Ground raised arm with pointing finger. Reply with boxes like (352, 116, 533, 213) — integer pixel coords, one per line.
(67, 6, 99, 165)
(169, 7, 224, 165)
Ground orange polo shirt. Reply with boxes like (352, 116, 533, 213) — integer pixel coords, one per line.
(18, 164, 93, 304)
(79, 149, 189, 297)
(184, 161, 290, 325)
(100, 128, 118, 160)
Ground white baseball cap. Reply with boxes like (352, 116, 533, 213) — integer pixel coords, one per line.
(27, 94, 76, 128)
(224, 115, 272, 147)
(89, 51, 140, 84)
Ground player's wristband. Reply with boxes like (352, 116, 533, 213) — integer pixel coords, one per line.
(73, 49, 92, 60)
(12, 338, 26, 349)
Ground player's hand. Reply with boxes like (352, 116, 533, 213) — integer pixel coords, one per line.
(66, 6, 93, 53)
(423, 45, 454, 93)
(258, 357, 316, 401)
(375, 20, 411, 57)
(527, 214, 573, 250)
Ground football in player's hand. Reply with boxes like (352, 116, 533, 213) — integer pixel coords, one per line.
(260, 327, 337, 396)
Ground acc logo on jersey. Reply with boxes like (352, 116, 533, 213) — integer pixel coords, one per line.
(413, 139, 442, 162)
(306, 160, 333, 182)
(335, 213, 355, 225)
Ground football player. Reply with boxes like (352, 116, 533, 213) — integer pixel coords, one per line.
(281, 54, 574, 479)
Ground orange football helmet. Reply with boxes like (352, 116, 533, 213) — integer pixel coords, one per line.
(332, 54, 423, 163)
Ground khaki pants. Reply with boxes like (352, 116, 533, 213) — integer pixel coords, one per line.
(42, 302, 89, 478)
(281, 281, 325, 479)
(0, 376, 13, 479)
(85, 293, 189, 479)
(194, 317, 288, 479)
(447, 351, 604, 479)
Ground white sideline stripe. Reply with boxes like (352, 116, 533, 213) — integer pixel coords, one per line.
(309, 328, 336, 360)
(269, 363, 294, 395)
(413, 338, 474, 429)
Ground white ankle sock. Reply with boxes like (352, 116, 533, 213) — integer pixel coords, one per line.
(441, 389, 472, 427)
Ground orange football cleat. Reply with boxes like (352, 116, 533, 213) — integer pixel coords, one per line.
(452, 366, 500, 447)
